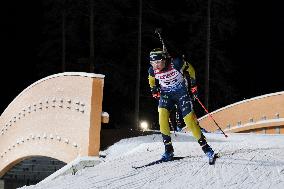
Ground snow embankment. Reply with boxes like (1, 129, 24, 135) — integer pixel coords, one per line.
(19, 132, 284, 189)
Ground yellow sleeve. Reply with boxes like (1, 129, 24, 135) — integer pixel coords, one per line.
(183, 61, 197, 86)
(187, 63, 196, 81)
(148, 75, 156, 88)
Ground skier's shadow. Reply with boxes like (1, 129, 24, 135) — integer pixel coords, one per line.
(172, 156, 186, 160)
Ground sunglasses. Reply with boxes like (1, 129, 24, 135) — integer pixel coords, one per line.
(150, 59, 164, 65)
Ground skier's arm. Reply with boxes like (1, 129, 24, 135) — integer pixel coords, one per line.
(183, 61, 198, 99)
(148, 67, 160, 99)
(172, 57, 197, 88)
(183, 61, 196, 87)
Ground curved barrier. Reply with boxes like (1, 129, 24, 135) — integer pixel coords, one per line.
(198, 91, 284, 134)
(0, 72, 108, 177)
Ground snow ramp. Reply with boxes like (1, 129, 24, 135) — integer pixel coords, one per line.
(19, 132, 284, 189)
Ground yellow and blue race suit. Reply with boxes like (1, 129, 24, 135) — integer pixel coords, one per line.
(148, 57, 202, 141)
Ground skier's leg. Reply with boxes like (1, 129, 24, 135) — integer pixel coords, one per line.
(197, 133, 214, 157)
(192, 112, 207, 133)
(158, 107, 171, 136)
(158, 107, 174, 161)
(176, 88, 215, 158)
(183, 111, 214, 158)
(183, 111, 201, 139)
(158, 92, 175, 161)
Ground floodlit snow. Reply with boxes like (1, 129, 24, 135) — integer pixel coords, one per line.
(19, 132, 284, 189)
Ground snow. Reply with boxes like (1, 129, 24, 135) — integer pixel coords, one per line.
(19, 132, 284, 189)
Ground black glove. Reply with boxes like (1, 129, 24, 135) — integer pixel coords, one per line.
(151, 86, 160, 100)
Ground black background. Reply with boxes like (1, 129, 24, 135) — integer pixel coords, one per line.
(1, 0, 283, 129)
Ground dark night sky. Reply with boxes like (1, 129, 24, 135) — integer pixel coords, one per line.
(1, 1, 283, 124)
(233, 1, 284, 98)
(1, 1, 43, 112)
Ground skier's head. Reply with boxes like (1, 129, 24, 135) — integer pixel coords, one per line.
(149, 48, 167, 71)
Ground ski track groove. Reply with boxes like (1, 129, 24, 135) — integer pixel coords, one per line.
(115, 161, 182, 188)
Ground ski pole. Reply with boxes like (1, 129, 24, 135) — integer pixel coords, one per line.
(195, 97, 228, 138)
(155, 28, 168, 54)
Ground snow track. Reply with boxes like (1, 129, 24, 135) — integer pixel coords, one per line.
(20, 133, 284, 189)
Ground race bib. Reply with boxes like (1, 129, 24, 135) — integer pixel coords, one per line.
(154, 64, 183, 89)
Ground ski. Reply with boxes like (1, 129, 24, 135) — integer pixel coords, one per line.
(132, 156, 185, 169)
(133, 153, 220, 169)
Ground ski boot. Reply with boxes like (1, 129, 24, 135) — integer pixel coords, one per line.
(203, 144, 215, 164)
(161, 150, 174, 162)
(161, 134, 174, 161)
(198, 134, 216, 165)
